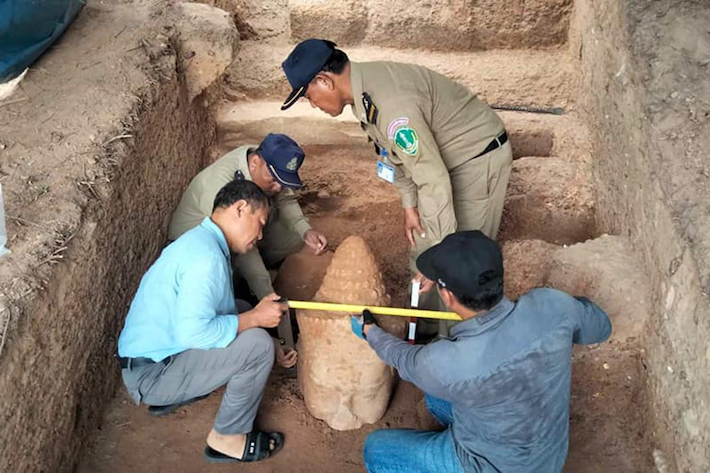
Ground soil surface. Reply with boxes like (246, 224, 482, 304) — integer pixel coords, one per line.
(79, 140, 653, 473)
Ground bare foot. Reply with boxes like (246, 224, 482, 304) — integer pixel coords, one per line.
(206, 429, 247, 459)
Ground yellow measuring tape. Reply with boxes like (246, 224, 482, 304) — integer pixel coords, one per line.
(286, 300, 462, 321)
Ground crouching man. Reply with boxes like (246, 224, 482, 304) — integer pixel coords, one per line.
(351, 231, 612, 472)
(117, 180, 287, 463)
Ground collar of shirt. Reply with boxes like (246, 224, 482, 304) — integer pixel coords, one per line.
(450, 296, 515, 338)
(349, 62, 367, 122)
(199, 217, 230, 260)
(235, 145, 258, 181)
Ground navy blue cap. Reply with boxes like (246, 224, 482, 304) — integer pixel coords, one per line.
(416, 231, 504, 298)
(258, 134, 306, 188)
(281, 39, 336, 110)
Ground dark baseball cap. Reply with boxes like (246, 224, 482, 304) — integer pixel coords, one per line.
(281, 39, 337, 111)
(416, 231, 504, 298)
(257, 134, 306, 188)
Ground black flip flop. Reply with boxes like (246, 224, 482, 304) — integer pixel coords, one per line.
(204, 431, 284, 463)
(147, 394, 209, 417)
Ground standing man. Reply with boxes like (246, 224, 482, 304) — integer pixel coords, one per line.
(169, 133, 328, 351)
(280, 39, 513, 333)
(118, 180, 287, 463)
(351, 231, 612, 473)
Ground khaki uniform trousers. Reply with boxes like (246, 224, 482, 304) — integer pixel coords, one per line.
(233, 213, 305, 350)
(411, 141, 513, 337)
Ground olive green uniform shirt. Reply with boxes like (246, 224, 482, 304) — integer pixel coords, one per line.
(168, 145, 311, 298)
(350, 61, 506, 244)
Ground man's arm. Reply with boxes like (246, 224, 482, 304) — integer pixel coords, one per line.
(233, 247, 274, 300)
(173, 255, 238, 349)
(365, 325, 453, 400)
(392, 163, 418, 209)
(572, 296, 612, 344)
(385, 106, 457, 243)
(276, 189, 312, 239)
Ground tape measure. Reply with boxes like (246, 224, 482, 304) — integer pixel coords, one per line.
(285, 300, 461, 321)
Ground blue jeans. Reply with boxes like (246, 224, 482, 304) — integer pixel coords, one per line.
(363, 395, 465, 473)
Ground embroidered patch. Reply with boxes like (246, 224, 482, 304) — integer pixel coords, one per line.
(394, 127, 419, 155)
(286, 157, 298, 171)
(387, 117, 409, 139)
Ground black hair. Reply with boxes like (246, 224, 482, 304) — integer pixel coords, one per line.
(321, 48, 349, 75)
(452, 281, 504, 312)
(213, 179, 268, 212)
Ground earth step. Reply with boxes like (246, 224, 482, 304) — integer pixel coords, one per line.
(226, 43, 574, 110)
(500, 157, 595, 245)
(216, 102, 589, 162)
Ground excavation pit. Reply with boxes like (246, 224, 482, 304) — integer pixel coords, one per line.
(1, 0, 709, 472)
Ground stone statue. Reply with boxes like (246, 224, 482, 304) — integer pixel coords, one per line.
(296, 236, 405, 430)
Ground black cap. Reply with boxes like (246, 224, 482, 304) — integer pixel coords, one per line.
(416, 231, 503, 298)
(281, 39, 336, 110)
(258, 134, 306, 188)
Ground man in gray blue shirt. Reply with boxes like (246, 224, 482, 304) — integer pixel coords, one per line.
(351, 231, 612, 472)
(118, 180, 288, 464)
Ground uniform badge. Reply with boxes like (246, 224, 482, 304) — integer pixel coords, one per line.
(286, 157, 298, 171)
(361, 92, 378, 125)
(387, 117, 409, 139)
(394, 127, 419, 155)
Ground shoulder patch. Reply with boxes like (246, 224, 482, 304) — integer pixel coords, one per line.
(387, 117, 409, 139)
(361, 92, 379, 125)
(393, 127, 419, 155)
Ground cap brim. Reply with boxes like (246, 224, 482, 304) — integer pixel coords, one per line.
(267, 164, 303, 189)
(281, 85, 307, 111)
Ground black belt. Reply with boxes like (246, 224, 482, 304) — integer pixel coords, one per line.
(118, 355, 168, 370)
(472, 131, 508, 160)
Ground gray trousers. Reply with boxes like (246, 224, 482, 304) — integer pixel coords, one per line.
(121, 326, 275, 435)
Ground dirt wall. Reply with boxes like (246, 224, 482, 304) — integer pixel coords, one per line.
(572, 0, 710, 470)
(289, 0, 573, 51)
(0, 2, 229, 471)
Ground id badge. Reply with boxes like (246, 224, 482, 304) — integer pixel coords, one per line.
(376, 160, 395, 183)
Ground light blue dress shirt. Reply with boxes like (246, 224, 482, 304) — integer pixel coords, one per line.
(367, 289, 612, 473)
(118, 217, 239, 361)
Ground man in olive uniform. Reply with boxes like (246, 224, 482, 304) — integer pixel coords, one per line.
(280, 39, 512, 334)
(169, 133, 328, 351)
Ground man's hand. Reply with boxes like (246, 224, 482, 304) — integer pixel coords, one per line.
(240, 294, 287, 332)
(414, 272, 435, 294)
(274, 339, 298, 368)
(350, 309, 378, 340)
(403, 207, 426, 247)
(303, 229, 329, 256)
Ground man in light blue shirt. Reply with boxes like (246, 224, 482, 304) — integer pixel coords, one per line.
(352, 231, 612, 472)
(118, 179, 288, 464)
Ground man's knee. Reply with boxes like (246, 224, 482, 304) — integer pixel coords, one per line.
(228, 328, 275, 370)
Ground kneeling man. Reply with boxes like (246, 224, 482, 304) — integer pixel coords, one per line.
(118, 180, 287, 463)
(169, 133, 327, 352)
(352, 231, 612, 472)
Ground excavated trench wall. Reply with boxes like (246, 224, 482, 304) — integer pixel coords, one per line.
(0, 78, 214, 473)
(0, 3, 237, 470)
(571, 0, 710, 470)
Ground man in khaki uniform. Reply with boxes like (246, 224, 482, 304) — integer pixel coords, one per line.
(169, 133, 328, 350)
(280, 39, 512, 335)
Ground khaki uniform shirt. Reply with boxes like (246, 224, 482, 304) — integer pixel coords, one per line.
(168, 145, 311, 297)
(350, 61, 505, 243)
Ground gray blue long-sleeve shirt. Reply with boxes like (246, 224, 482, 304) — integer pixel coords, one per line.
(366, 288, 612, 472)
